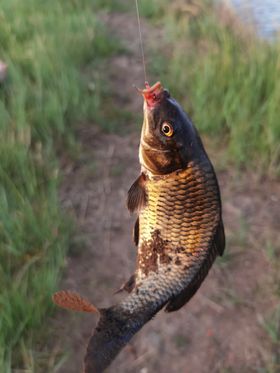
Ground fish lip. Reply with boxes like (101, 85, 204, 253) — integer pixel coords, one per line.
(138, 81, 164, 109)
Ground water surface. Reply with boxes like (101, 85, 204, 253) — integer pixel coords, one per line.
(226, 0, 280, 39)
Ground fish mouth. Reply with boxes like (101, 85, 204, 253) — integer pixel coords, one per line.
(138, 81, 164, 109)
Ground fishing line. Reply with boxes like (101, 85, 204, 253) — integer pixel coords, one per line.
(135, 0, 148, 84)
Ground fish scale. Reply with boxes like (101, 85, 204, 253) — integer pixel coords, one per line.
(82, 82, 225, 371)
(139, 162, 219, 248)
(115, 159, 221, 317)
(52, 82, 225, 373)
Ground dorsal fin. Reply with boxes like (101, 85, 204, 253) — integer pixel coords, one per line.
(215, 220, 225, 256)
(127, 173, 147, 213)
(52, 290, 98, 313)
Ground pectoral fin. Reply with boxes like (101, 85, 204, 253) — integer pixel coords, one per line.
(127, 173, 147, 213)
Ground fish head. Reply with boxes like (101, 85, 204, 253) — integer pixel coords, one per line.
(138, 82, 204, 175)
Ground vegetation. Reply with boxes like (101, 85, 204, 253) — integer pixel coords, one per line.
(0, 0, 119, 370)
(1, 0, 279, 371)
(141, 0, 280, 175)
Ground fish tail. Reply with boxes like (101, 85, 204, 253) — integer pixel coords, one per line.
(53, 290, 153, 372)
(84, 306, 146, 373)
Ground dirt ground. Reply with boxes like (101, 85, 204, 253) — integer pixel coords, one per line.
(52, 11, 280, 373)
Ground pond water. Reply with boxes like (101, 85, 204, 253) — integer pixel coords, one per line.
(225, 0, 280, 39)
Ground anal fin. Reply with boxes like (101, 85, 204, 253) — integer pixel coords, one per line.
(114, 274, 136, 294)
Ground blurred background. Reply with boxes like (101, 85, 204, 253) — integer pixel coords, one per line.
(0, 1, 279, 372)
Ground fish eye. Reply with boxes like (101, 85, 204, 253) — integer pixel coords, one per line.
(161, 122, 173, 137)
(161, 122, 174, 137)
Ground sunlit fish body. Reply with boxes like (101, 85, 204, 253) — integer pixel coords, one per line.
(53, 82, 225, 372)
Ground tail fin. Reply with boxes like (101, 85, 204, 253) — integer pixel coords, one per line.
(52, 290, 146, 373)
(84, 307, 144, 373)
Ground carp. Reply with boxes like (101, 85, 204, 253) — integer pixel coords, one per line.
(53, 81, 225, 372)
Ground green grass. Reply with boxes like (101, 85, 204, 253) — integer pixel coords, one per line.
(1, 0, 279, 370)
(141, 0, 280, 175)
(0, 0, 120, 370)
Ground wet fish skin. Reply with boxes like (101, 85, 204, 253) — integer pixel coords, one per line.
(53, 82, 225, 373)
(136, 160, 224, 313)
(84, 82, 225, 372)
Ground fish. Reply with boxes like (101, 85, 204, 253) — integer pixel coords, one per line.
(53, 81, 225, 372)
